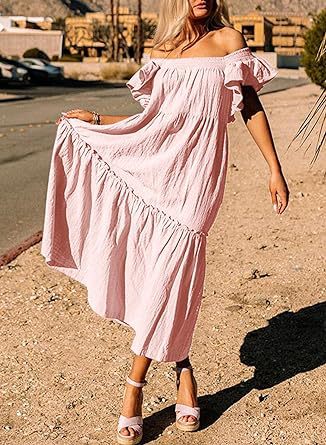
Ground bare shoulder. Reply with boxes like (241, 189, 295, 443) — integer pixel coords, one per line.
(149, 45, 170, 59)
(211, 27, 248, 55)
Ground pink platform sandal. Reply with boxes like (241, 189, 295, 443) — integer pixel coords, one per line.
(116, 376, 147, 445)
(173, 365, 200, 432)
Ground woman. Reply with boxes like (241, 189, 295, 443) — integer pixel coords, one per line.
(43, 0, 289, 443)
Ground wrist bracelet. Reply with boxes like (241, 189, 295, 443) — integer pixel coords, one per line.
(91, 111, 101, 125)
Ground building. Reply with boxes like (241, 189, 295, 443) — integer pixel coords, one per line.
(231, 13, 274, 51)
(0, 15, 54, 30)
(231, 11, 312, 56)
(230, 11, 313, 68)
(267, 13, 312, 56)
(0, 16, 63, 59)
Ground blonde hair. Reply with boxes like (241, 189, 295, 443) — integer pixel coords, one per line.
(151, 0, 232, 56)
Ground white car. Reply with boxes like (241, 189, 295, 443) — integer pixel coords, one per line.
(0, 61, 29, 82)
(20, 58, 63, 80)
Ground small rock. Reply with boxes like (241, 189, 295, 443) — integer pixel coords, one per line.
(245, 268, 271, 280)
(258, 393, 269, 402)
(48, 294, 61, 302)
(225, 304, 242, 312)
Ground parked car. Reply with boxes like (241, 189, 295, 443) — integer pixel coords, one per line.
(0, 60, 29, 83)
(0, 56, 47, 83)
(19, 58, 64, 80)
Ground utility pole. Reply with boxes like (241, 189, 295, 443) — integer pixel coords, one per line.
(136, 0, 142, 63)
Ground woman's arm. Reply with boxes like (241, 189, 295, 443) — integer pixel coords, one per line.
(240, 86, 289, 214)
(56, 109, 130, 125)
(219, 27, 290, 214)
(98, 114, 130, 125)
(241, 86, 280, 172)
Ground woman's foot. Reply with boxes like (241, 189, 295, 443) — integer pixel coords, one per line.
(119, 378, 144, 438)
(175, 367, 198, 423)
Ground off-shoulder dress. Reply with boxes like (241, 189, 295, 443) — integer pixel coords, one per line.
(41, 47, 278, 362)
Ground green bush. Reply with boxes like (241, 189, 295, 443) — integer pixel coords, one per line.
(23, 48, 50, 61)
(301, 9, 326, 87)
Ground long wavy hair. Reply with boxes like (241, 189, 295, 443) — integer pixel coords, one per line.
(151, 0, 232, 56)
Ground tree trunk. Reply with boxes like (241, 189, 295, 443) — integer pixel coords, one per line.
(114, 0, 120, 61)
(136, 0, 142, 64)
(110, 0, 115, 61)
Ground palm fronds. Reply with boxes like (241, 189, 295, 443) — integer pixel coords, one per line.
(287, 89, 325, 166)
(316, 32, 326, 62)
(287, 32, 326, 166)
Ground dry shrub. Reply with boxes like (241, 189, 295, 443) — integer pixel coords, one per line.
(100, 63, 139, 80)
(67, 71, 80, 80)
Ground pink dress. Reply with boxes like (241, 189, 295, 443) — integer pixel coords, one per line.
(41, 47, 277, 362)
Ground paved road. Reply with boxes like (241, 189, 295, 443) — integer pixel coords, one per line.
(0, 83, 143, 254)
(0, 76, 310, 254)
(0, 78, 125, 99)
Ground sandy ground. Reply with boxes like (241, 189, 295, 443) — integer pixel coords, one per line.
(0, 83, 325, 445)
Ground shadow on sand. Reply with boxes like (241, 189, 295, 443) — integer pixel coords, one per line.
(143, 302, 326, 442)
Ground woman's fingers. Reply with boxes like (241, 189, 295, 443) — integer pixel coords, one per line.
(270, 188, 289, 214)
(61, 109, 82, 118)
(55, 109, 82, 124)
(278, 190, 289, 214)
(55, 109, 93, 124)
(269, 171, 290, 215)
(270, 189, 279, 213)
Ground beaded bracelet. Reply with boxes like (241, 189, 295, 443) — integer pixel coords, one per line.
(91, 111, 101, 125)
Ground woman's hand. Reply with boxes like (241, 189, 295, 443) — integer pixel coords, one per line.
(269, 170, 290, 214)
(55, 109, 94, 125)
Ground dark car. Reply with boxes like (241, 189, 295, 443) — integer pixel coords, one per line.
(20, 58, 64, 82)
(0, 56, 48, 83)
(0, 59, 29, 84)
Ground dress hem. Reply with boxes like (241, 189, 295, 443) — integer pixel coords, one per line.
(41, 251, 197, 363)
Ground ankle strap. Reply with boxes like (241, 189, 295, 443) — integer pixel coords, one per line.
(172, 365, 193, 373)
(126, 376, 147, 387)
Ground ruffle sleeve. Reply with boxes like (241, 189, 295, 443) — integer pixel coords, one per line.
(126, 59, 160, 109)
(224, 49, 278, 123)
